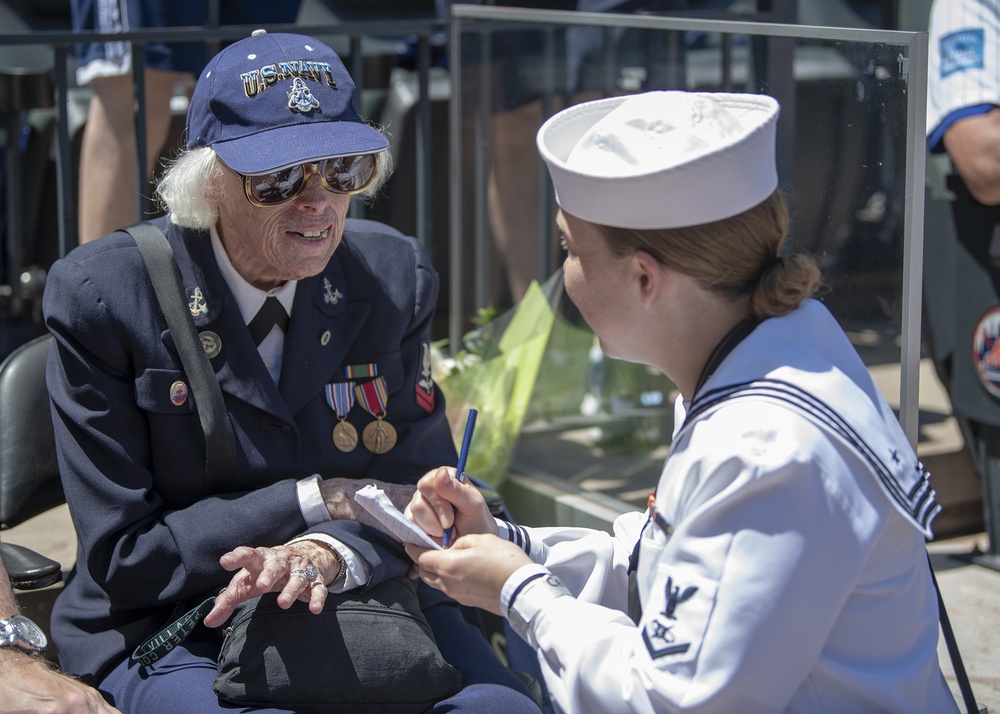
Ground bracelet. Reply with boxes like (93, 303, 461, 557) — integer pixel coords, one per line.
(300, 539, 349, 589)
(329, 547, 348, 589)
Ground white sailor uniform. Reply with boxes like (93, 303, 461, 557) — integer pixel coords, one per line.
(498, 300, 958, 714)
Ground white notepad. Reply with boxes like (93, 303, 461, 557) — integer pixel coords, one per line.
(354, 484, 442, 550)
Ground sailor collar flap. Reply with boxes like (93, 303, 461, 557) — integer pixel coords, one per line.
(679, 378, 940, 539)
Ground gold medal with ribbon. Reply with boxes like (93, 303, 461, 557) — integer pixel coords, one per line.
(325, 382, 358, 452)
(355, 375, 396, 454)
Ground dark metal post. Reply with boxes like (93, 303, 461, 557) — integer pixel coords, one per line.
(416, 32, 433, 251)
(54, 46, 75, 254)
(132, 46, 148, 223)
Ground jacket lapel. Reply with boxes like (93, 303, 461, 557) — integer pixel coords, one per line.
(279, 255, 371, 417)
(164, 222, 292, 422)
(161, 223, 372, 422)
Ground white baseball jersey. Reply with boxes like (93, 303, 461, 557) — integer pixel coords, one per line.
(500, 300, 959, 714)
(927, 0, 1000, 151)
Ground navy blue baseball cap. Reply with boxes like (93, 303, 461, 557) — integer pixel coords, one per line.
(186, 30, 388, 175)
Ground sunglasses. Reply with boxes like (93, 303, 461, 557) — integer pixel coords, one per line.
(241, 154, 379, 207)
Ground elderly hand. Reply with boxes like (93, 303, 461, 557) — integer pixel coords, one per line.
(319, 478, 416, 527)
(405, 467, 498, 542)
(404, 534, 532, 616)
(0, 649, 121, 713)
(203, 540, 341, 628)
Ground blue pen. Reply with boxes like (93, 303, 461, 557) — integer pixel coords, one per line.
(442, 408, 478, 547)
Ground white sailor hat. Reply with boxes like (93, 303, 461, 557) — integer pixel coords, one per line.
(536, 91, 780, 229)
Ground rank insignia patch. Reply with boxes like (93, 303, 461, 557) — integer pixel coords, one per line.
(416, 341, 435, 413)
(643, 576, 698, 660)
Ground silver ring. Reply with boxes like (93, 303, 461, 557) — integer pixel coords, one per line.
(289, 566, 319, 583)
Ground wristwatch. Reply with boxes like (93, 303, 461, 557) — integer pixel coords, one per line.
(0, 615, 47, 655)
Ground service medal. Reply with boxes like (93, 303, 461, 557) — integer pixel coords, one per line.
(325, 382, 357, 452)
(332, 421, 359, 453)
(355, 375, 395, 454)
(362, 418, 397, 454)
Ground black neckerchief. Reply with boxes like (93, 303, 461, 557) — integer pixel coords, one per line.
(626, 314, 760, 625)
(690, 315, 761, 400)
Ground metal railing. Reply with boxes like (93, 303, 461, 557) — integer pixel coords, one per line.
(0, 7, 928, 447)
(449, 6, 928, 447)
(0, 16, 445, 322)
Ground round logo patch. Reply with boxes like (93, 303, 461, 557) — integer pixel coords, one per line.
(972, 305, 1000, 398)
(170, 380, 188, 406)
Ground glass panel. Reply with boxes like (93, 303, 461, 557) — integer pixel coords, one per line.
(449, 10, 922, 508)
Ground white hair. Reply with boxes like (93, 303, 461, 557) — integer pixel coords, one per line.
(155, 144, 395, 230)
(154, 147, 224, 230)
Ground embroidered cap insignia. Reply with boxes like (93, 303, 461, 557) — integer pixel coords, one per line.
(287, 77, 320, 113)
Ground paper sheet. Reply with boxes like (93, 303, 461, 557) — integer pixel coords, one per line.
(355, 484, 442, 550)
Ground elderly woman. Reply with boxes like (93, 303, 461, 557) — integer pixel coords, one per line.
(404, 91, 960, 713)
(43, 30, 538, 713)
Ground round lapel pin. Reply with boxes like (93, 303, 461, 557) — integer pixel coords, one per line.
(170, 381, 189, 406)
(199, 331, 222, 359)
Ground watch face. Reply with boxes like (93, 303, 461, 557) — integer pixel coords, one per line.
(12, 616, 46, 649)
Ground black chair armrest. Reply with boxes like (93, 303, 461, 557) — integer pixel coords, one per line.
(0, 542, 62, 590)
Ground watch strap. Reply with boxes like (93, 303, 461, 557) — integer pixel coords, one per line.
(329, 547, 348, 589)
(0, 615, 46, 654)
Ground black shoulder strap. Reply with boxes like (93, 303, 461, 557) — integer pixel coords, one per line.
(928, 554, 981, 714)
(124, 223, 236, 495)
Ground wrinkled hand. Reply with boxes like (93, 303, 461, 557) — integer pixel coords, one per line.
(404, 534, 532, 616)
(203, 541, 341, 628)
(319, 478, 416, 527)
(0, 649, 121, 713)
(405, 467, 497, 543)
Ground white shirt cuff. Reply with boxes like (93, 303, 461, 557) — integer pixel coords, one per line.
(296, 474, 330, 527)
(285, 534, 371, 593)
(501, 564, 572, 645)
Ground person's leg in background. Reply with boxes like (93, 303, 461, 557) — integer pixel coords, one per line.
(972, 422, 1000, 562)
(488, 99, 549, 304)
(77, 68, 184, 244)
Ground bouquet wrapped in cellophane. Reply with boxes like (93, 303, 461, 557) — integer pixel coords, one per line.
(433, 274, 562, 486)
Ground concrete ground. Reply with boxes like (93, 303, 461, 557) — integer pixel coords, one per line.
(928, 532, 1000, 713)
(5, 358, 999, 712)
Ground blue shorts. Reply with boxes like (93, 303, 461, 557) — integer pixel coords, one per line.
(70, 0, 301, 84)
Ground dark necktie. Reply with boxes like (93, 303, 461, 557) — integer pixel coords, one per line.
(247, 296, 289, 346)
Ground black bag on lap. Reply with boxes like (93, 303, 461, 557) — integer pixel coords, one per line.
(213, 576, 463, 713)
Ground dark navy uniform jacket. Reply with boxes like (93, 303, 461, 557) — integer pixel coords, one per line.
(42, 215, 458, 684)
